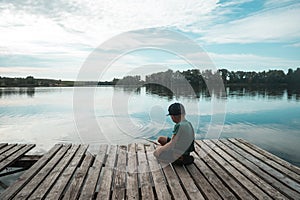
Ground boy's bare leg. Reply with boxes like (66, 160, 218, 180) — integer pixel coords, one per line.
(158, 136, 169, 145)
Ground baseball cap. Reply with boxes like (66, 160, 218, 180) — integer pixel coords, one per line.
(167, 103, 185, 116)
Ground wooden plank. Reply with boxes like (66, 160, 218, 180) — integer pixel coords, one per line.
(12, 144, 71, 199)
(173, 164, 205, 200)
(203, 140, 272, 199)
(153, 141, 188, 200)
(137, 143, 155, 200)
(0, 144, 63, 200)
(222, 139, 300, 199)
(63, 151, 94, 200)
(79, 144, 108, 200)
(231, 138, 300, 183)
(145, 144, 171, 200)
(196, 140, 255, 200)
(126, 143, 139, 200)
(96, 145, 117, 200)
(215, 139, 289, 199)
(0, 144, 23, 162)
(1, 139, 298, 200)
(46, 144, 89, 200)
(160, 164, 188, 200)
(229, 138, 300, 192)
(189, 150, 237, 200)
(29, 144, 80, 199)
(0, 143, 8, 150)
(0, 144, 16, 157)
(237, 138, 300, 178)
(0, 144, 35, 172)
(185, 158, 222, 199)
(111, 145, 127, 200)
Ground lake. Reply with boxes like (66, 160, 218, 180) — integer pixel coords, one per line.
(0, 86, 300, 167)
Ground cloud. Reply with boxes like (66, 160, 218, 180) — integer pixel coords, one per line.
(199, 3, 300, 44)
(218, 0, 254, 8)
(208, 52, 300, 70)
(1, 0, 300, 79)
(263, 0, 297, 8)
(287, 42, 300, 48)
(0, 8, 89, 55)
(0, 0, 219, 53)
(0, 0, 220, 80)
(0, 66, 52, 77)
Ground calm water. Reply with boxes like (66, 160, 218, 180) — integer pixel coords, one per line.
(0, 86, 300, 167)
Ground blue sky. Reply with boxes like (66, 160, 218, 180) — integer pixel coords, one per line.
(0, 0, 299, 80)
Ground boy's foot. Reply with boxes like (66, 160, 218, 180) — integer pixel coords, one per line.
(172, 155, 194, 165)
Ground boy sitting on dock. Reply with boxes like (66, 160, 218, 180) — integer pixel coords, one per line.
(154, 103, 195, 165)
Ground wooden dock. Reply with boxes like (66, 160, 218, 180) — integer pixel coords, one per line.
(1, 139, 300, 199)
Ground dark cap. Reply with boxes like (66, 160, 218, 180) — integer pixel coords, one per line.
(167, 103, 185, 116)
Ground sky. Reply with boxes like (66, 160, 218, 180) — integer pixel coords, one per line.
(0, 0, 300, 81)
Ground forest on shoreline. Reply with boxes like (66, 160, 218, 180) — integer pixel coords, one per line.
(0, 76, 74, 87)
(112, 68, 300, 88)
(1, 67, 299, 87)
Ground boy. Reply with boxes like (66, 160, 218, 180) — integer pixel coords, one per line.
(154, 103, 195, 165)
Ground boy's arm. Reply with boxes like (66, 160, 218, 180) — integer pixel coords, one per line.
(153, 135, 177, 157)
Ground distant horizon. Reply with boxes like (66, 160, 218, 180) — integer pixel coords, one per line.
(1, 66, 299, 82)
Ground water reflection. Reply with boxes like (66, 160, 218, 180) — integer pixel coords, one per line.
(144, 84, 227, 99)
(287, 86, 300, 101)
(1, 85, 300, 101)
(224, 85, 300, 101)
(226, 86, 286, 99)
(0, 87, 35, 98)
(137, 84, 300, 101)
(0, 86, 300, 167)
(114, 85, 141, 94)
(149, 84, 300, 100)
(145, 84, 173, 99)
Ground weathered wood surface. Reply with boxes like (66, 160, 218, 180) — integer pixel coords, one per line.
(0, 143, 35, 172)
(1, 139, 300, 200)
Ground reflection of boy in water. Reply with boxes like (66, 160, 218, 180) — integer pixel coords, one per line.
(154, 103, 195, 165)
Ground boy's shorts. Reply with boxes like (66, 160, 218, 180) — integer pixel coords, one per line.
(166, 137, 171, 143)
(157, 151, 194, 165)
(158, 137, 194, 165)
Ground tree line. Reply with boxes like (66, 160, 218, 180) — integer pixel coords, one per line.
(0, 76, 95, 87)
(114, 68, 300, 87)
(1, 67, 299, 87)
(0, 76, 74, 87)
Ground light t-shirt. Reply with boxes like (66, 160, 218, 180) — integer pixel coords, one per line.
(172, 119, 195, 156)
